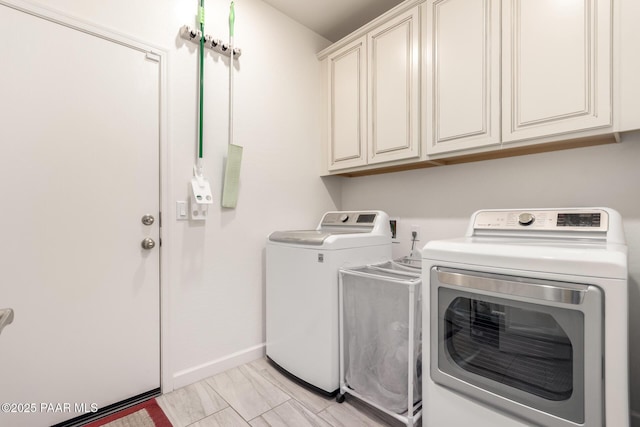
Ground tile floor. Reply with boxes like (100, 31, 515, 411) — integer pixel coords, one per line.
(157, 357, 417, 427)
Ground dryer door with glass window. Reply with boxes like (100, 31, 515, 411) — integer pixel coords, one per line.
(430, 267, 603, 427)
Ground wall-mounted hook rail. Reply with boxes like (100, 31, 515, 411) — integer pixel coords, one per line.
(180, 25, 202, 42)
(180, 25, 242, 59)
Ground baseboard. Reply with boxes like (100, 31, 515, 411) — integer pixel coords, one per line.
(171, 343, 266, 390)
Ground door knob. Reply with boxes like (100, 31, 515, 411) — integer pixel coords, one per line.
(141, 237, 156, 250)
(141, 214, 155, 226)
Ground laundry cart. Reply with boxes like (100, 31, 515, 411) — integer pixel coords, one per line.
(337, 260, 422, 427)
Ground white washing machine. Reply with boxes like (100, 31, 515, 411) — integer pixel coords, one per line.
(422, 208, 628, 427)
(266, 210, 392, 394)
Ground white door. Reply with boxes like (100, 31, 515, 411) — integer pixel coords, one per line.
(425, 0, 501, 155)
(327, 36, 368, 171)
(0, 4, 161, 426)
(368, 6, 421, 164)
(502, 0, 612, 143)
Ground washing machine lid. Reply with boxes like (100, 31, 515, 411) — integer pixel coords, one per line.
(268, 230, 362, 245)
(268, 210, 392, 249)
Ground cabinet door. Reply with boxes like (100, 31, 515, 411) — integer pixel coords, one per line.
(327, 36, 367, 170)
(425, 0, 501, 155)
(368, 7, 421, 164)
(502, 0, 612, 143)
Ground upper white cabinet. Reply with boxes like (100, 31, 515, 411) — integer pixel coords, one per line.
(327, 36, 367, 170)
(425, 0, 501, 154)
(502, 0, 612, 143)
(368, 7, 421, 164)
(320, 0, 630, 175)
(427, 0, 612, 155)
(324, 5, 421, 171)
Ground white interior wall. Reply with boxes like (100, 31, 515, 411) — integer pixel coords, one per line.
(339, 134, 640, 424)
(28, 0, 338, 389)
(11, 0, 640, 422)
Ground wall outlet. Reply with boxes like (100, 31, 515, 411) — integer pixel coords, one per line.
(411, 225, 420, 241)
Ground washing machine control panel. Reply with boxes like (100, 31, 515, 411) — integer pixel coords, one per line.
(518, 212, 536, 226)
(473, 209, 609, 232)
(321, 211, 378, 228)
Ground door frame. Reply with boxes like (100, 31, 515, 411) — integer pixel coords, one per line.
(0, 0, 173, 394)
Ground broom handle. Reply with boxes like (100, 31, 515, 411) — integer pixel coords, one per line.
(198, 0, 205, 159)
(229, 1, 235, 146)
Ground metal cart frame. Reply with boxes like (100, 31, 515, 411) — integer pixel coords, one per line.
(337, 262, 422, 427)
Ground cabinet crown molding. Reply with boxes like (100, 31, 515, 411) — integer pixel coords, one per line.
(316, 0, 425, 60)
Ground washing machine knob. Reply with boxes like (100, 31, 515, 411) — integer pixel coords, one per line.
(518, 212, 535, 226)
(339, 214, 350, 223)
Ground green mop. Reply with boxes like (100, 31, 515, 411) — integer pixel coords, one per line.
(191, 0, 214, 219)
(221, 1, 243, 208)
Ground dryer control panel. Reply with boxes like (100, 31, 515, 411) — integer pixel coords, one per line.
(473, 209, 609, 232)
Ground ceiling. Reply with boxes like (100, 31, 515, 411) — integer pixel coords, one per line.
(261, 0, 405, 42)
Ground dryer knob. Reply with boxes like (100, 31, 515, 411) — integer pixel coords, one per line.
(518, 212, 535, 226)
(339, 214, 350, 223)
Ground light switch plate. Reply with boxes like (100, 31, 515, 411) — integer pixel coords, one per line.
(176, 201, 188, 220)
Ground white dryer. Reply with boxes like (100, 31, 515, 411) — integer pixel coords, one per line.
(266, 211, 392, 394)
(422, 208, 628, 427)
